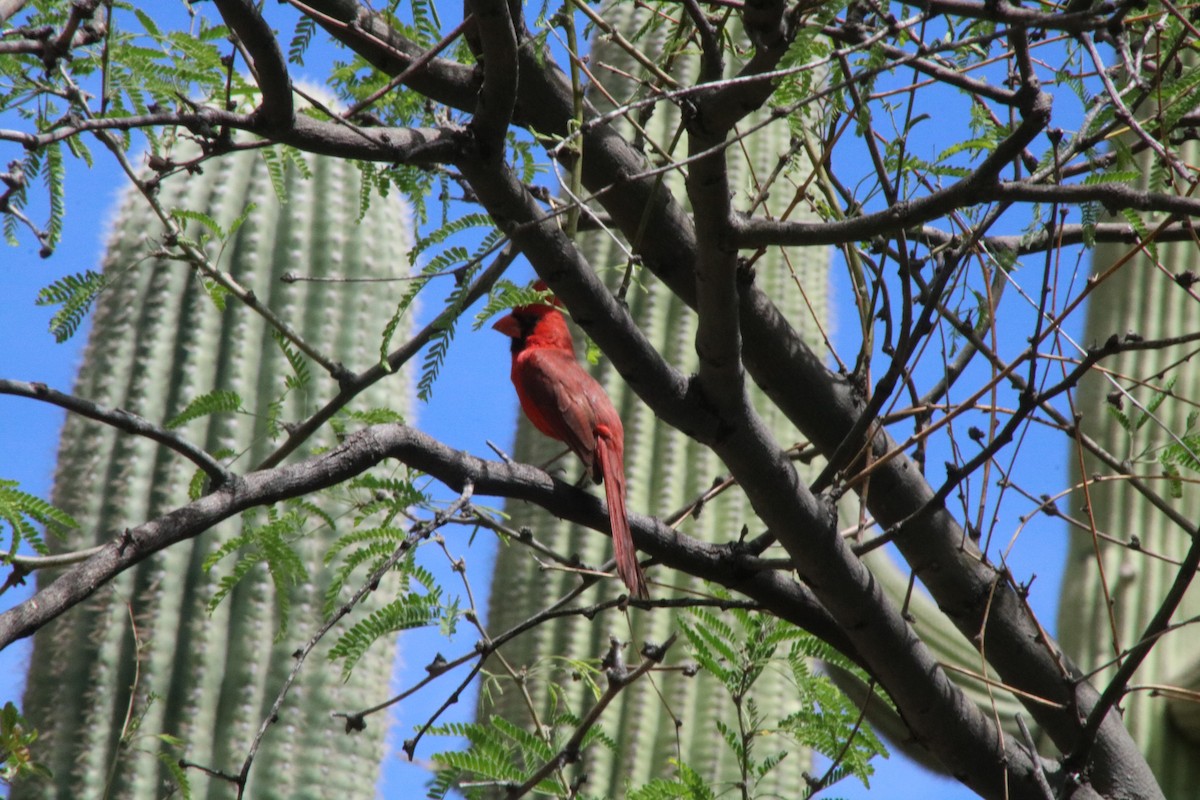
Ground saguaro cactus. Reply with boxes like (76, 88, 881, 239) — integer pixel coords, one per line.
(480, 8, 832, 794)
(15, 141, 412, 799)
(1057, 140, 1200, 796)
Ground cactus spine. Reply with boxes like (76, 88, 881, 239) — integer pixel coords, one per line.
(15, 141, 412, 799)
(1056, 137, 1200, 795)
(480, 8, 831, 793)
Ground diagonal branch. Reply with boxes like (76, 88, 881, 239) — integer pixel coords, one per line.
(504, 633, 679, 799)
(0, 379, 233, 487)
(0, 421, 854, 658)
(295, 0, 478, 112)
(256, 243, 516, 469)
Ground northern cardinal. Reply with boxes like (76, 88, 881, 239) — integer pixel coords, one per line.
(493, 291, 650, 599)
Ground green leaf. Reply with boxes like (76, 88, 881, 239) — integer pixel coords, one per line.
(273, 330, 312, 391)
(0, 479, 78, 559)
(41, 141, 65, 251)
(340, 407, 406, 426)
(260, 146, 289, 203)
(330, 592, 441, 678)
(35, 269, 107, 343)
(1120, 208, 1155, 261)
(491, 715, 555, 761)
(0, 701, 52, 784)
(203, 509, 310, 638)
(411, 213, 494, 266)
(472, 280, 554, 331)
(171, 207, 226, 240)
(425, 766, 463, 800)
(166, 389, 244, 430)
(1105, 402, 1131, 433)
(288, 15, 316, 65)
(1134, 376, 1176, 431)
(1161, 461, 1184, 499)
(201, 277, 230, 311)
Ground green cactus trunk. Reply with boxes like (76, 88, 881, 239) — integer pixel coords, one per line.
(1057, 142, 1200, 796)
(480, 8, 831, 793)
(15, 142, 412, 799)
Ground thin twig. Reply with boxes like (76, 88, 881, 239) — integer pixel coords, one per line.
(503, 633, 678, 799)
(1016, 714, 1055, 800)
(220, 482, 475, 798)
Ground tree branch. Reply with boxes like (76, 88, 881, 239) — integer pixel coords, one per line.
(0, 423, 857, 671)
(465, 0, 519, 158)
(212, 0, 293, 129)
(0, 379, 233, 487)
(297, 0, 479, 111)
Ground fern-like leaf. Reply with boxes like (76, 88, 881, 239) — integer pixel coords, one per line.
(410, 213, 494, 266)
(273, 329, 312, 391)
(202, 510, 310, 637)
(472, 279, 556, 330)
(35, 269, 107, 342)
(41, 141, 65, 251)
(330, 591, 441, 678)
(166, 389, 244, 429)
(170, 207, 225, 240)
(491, 715, 555, 761)
(288, 15, 316, 65)
(425, 765, 463, 800)
(260, 146, 289, 203)
(0, 479, 77, 558)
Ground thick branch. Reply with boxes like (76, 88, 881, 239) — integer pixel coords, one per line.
(212, 0, 294, 128)
(686, 118, 745, 413)
(453, 155, 717, 441)
(911, 0, 1121, 30)
(465, 0, 519, 158)
(297, 0, 479, 111)
(733, 87, 1053, 248)
(0, 424, 854, 669)
(0, 108, 458, 165)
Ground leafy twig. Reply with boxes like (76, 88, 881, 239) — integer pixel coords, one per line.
(213, 482, 475, 798)
(503, 633, 678, 799)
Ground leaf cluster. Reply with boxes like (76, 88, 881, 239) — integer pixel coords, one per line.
(0, 479, 77, 560)
(201, 506, 313, 639)
(680, 604, 886, 797)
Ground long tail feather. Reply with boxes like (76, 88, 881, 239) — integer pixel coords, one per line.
(595, 434, 649, 599)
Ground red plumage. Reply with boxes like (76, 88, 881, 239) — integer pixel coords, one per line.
(493, 297, 649, 599)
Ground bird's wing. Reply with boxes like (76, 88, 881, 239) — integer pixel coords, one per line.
(513, 347, 600, 468)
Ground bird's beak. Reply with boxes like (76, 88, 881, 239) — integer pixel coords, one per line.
(492, 314, 521, 339)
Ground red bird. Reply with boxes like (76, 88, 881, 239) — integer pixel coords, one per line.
(493, 293, 649, 599)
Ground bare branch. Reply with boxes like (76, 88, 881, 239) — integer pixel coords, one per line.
(0, 379, 233, 487)
(465, 0, 519, 158)
(212, 0, 293, 128)
(503, 633, 678, 799)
